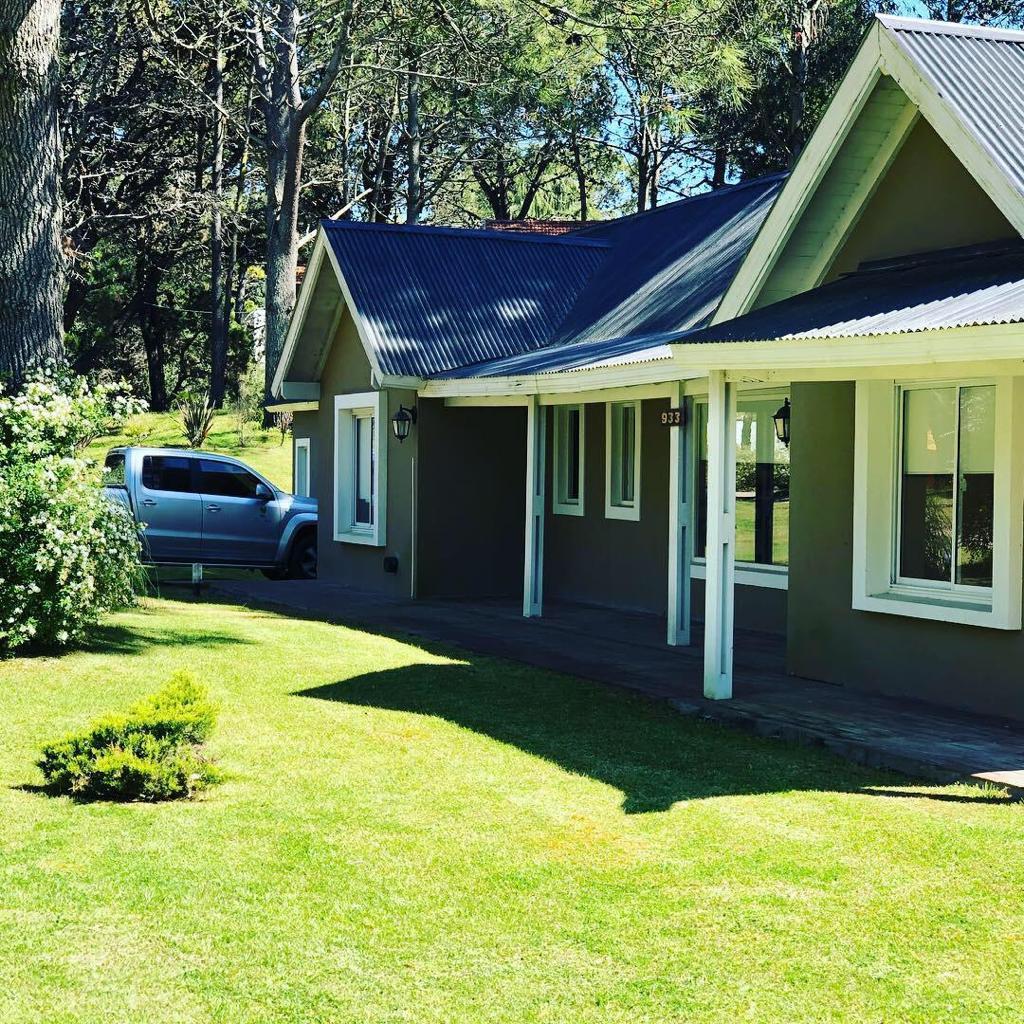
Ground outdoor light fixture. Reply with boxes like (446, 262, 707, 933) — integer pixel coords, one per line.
(392, 404, 417, 443)
(773, 398, 791, 447)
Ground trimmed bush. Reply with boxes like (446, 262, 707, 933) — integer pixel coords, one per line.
(37, 671, 222, 801)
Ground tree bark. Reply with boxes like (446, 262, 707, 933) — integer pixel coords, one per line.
(0, 0, 65, 382)
(256, 0, 353, 409)
(405, 59, 421, 224)
(209, 9, 228, 406)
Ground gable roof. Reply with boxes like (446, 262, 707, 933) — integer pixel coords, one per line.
(320, 221, 608, 379)
(683, 240, 1024, 345)
(715, 15, 1024, 324)
(273, 175, 785, 391)
(884, 16, 1024, 197)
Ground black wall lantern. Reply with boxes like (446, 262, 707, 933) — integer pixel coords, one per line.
(773, 398, 791, 447)
(392, 404, 417, 443)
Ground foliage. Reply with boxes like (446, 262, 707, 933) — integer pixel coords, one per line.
(179, 392, 216, 448)
(234, 362, 265, 447)
(0, 367, 145, 656)
(87, 409, 293, 489)
(37, 670, 221, 801)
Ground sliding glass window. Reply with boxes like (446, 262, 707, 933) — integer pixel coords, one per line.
(898, 383, 994, 591)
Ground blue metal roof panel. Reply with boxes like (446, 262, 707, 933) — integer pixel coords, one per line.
(438, 332, 676, 379)
(553, 174, 785, 344)
(882, 16, 1024, 199)
(322, 221, 608, 378)
(679, 242, 1024, 345)
(434, 174, 785, 380)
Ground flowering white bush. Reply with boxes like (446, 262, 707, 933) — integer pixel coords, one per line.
(0, 367, 146, 655)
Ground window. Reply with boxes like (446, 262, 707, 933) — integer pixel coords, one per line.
(553, 405, 584, 516)
(853, 377, 1023, 629)
(605, 401, 641, 520)
(898, 384, 994, 589)
(694, 392, 790, 580)
(334, 391, 387, 546)
(294, 438, 310, 497)
(141, 455, 195, 493)
(354, 413, 374, 526)
(198, 459, 265, 499)
(103, 452, 126, 488)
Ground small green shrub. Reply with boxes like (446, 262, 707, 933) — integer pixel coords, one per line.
(37, 671, 222, 801)
(180, 393, 216, 448)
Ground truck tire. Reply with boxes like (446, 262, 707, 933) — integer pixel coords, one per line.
(287, 532, 317, 579)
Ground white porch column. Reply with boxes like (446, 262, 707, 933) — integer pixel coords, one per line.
(667, 381, 691, 646)
(523, 395, 546, 617)
(703, 370, 736, 699)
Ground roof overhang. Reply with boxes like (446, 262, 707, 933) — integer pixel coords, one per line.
(418, 321, 1024, 399)
(270, 228, 387, 399)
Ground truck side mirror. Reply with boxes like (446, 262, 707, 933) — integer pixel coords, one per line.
(255, 483, 274, 501)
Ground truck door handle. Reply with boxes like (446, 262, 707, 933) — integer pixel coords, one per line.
(206, 504, 221, 512)
(141, 498, 157, 507)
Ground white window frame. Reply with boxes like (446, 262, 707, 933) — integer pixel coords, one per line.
(605, 400, 641, 521)
(553, 404, 585, 516)
(293, 437, 310, 497)
(690, 388, 791, 590)
(853, 376, 1024, 629)
(334, 391, 387, 546)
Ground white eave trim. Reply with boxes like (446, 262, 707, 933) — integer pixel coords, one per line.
(272, 230, 330, 398)
(418, 359, 705, 400)
(713, 25, 886, 323)
(670, 324, 1024, 377)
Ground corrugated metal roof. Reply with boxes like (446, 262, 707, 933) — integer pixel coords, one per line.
(439, 332, 675, 378)
(322, 221, 608, 378)
(680, 241, 1024, 345)
(435, 175, 784, 380)
(882, 15, 1024, 198)
(553, 175, 785, 345)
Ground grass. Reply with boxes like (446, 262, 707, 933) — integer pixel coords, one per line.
(2, 598, 1023, 1023)
(87, 410, 294, 490)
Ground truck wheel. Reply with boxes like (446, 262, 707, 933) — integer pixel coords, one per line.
(288, 533, 317, 579)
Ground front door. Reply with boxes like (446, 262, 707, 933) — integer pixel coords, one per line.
(197, 458, 282, 564)
(137, 454, 204, 562)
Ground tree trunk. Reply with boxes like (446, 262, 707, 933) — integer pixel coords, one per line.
(571, 135, 588, 221)
(711, 147, 728, 189)
(0, 0, 65, 382)
(405, 60, 421, 224)
(209, 12, 228, 406)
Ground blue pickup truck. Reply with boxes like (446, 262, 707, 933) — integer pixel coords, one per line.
(103, 447, 318, 579)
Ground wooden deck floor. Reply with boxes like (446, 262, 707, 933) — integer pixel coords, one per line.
(204, 578, 1024, 794)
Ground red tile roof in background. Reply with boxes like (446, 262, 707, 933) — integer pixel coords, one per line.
(484, 218, 583, 236)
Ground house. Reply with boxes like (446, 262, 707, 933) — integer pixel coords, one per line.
(272, 15, 1024, 722)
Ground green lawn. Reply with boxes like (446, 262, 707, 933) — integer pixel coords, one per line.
(87, 410, 293, 490)
(2, 598, 1022, 1023)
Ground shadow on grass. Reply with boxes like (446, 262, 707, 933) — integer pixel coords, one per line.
(294, 661, 1011, 813)
(73, 620, 253, 657)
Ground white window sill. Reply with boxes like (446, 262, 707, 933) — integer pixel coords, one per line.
(553, 502, 585, 517)
(334, 527, 381, 547)
(605, 503, 640, 522)
(691, 561, 789, 591)
(853, 589, 1015, 629)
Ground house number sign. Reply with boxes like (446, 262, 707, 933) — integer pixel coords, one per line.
(660, 407, 685, 427)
